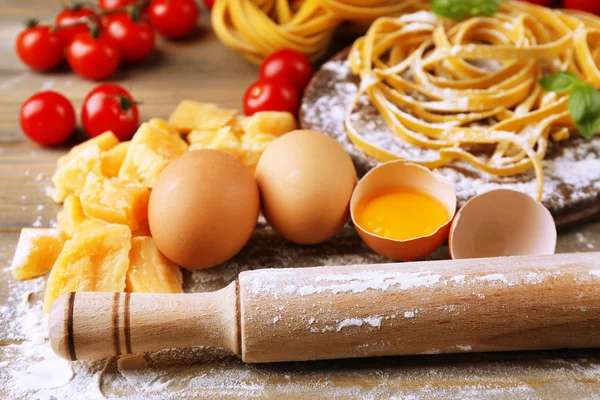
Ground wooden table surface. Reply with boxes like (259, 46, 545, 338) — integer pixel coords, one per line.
(2, 1, 600, 399)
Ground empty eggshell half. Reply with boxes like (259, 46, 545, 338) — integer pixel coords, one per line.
(449, 189, 556, 259)
(350, 161, 457, 261)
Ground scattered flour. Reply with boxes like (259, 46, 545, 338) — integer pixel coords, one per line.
(576, 232, 596, 249)
(246, 269, 442, 297)
(336, 316, 383, 332)
(475, 274, 511, 285)
(32, 215, 43, 228)
(0, 73, 27, 90)
(450, 275, 466, 284)
(39, 80, 55, 91)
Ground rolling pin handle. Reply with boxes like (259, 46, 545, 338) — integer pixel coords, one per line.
(49, 282, 240, 361)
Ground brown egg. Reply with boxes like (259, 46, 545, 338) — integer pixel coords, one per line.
(350, 161, 456, 261)
(255, 129, 357, 244)
(149, 150, 260, 269)
(449, 189, 556, 259)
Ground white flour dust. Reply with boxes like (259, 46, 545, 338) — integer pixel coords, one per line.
(336, 316, 383, 332)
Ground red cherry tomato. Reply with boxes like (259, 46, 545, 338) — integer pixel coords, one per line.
(98, 0, 136, 10)
(259, 49, 314, 94)
(148, 0, 199, 40)
(243, 77, 299, 116)
(105, 13, 155, 63)
(20, 91, 75, 146)
(55, 6, 96, 47)
(15, 23, 63, 71)
(203, 0, 215, 10)
(520, 0, 553, 6)
(81, 84, 140, 140)
(563, 0, 600, 14)
(66, 31, 120, 80)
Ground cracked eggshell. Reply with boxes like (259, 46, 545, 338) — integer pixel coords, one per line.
(350, 161, 456, 262)
(449, 189, 556, 259)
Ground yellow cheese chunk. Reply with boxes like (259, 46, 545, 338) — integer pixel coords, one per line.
(241, 131, 277, 171)
(187, 129, 218, 146)
(75, 219, 107, 233)
(11, 228, 65, 280)
(43, 223, 131, 313)
(51, 144, 103, 203)
(58, 131, 119, 168)
(102, 141, 130, 177)
(168, 101, 218, 133)
(228, 114, 247, 137)
(188, 127, 245, 159)
(58, 195, 87, 238)
(118, 123, 188, 188)
(196, 107, 236, 130)
(133, 218, 152, 237)
(148, 118, 180, 135)
(245, 111, 297, 137)
(126, 237, 183, 293)
(80, 169, 150, 231)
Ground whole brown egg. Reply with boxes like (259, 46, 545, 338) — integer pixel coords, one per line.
(255, 129, 357, 245)
(149, 150, 260, 269)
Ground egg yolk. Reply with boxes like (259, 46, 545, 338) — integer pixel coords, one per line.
(355, 188, 449, 241)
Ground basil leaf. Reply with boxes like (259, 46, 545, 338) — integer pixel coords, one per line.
(568, 84, 600, 140)
(539, 72, 579, 93)
(431, 0, 502, 20)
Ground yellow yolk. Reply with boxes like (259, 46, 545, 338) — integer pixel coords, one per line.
(355, 188, 449, 241)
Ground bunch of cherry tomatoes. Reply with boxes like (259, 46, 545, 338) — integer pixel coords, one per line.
(20, 84, 140, 147)
(243, 49, 314, 116)
(16, 0, 211, 81)
(524, 0, 600, 13)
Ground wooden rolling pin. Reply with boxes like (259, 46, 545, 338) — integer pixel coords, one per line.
(49, 253, 600, 362)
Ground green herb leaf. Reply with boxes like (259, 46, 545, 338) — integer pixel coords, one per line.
(539, 72, 579, 93)
(431, 0, 502, 20)
(568, 84, 600, 140)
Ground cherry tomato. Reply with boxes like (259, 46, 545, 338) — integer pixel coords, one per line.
(203, 0, 215, 10)
(15, 22, 63, 71)
(563, 0, 600, 14)
(81, 84, 140, 140)
(148, 0, 199, 40)
(98, 0, 136, 10)
(243, 77, 299, 116)
(105, 13, 155, 63)
(66, 31, 120, 80)
(20, 91, 75, 146)
(55, 6, 96, 47)
(520, 0, 553, 6)
(259, 49, 314, 94)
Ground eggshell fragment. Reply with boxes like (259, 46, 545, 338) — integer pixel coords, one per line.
(449, 189, 556, 259)
(350, 161, 456, 261)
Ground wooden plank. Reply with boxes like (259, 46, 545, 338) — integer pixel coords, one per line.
(1, 0, 600, 398)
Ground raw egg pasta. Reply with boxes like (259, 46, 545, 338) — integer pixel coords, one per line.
(211, 0, 428, 63)
(346, 2, 600, 200)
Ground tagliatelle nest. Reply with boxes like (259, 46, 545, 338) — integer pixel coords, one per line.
(345, 2, 600, 200)
(211, 0, 430, 63)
